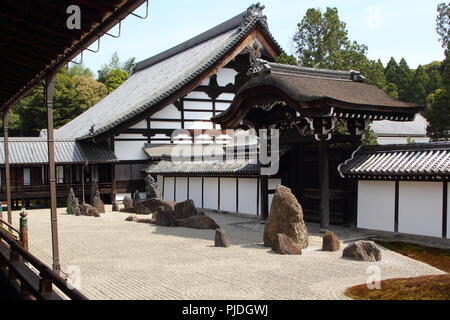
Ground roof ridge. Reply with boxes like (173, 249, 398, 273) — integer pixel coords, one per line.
(359, 142, 450, 153)
(252, 59, 365, 82)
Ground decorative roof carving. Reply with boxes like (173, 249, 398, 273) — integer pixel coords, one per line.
(240, 3, 268, 30)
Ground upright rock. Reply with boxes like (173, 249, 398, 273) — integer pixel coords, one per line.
(123, 196, 133, 209)
(90, 179, 99, 205)
(66, 188, 78, 215)
(145, 174, 161, 199)
(132, 190, 141, 206)
(342, 241, 382, 262)
(263, 185, 309, 249)
(272, 233, 301, 255)
(215, 228, 231, 247)
(174, 199, 197, 219)
(322, 231, 340, 252)
(92, 190, 105, 214)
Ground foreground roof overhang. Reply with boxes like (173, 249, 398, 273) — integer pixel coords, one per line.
(0, 0, 147, 111)
(338, 142, 450, 181)
(212, 60, 425, 128)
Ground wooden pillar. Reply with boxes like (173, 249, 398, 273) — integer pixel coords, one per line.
(19, 210, 29, 251)
(45, 73, 60, 273)
(2, 111, 12, 224)
(81, 164, 85, 204)
(318, 135, 329, 231)
(261, 175, 269, 221)
(111, 163, 116, 203)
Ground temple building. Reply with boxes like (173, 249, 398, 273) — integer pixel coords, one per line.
(2, 4, 446, 238)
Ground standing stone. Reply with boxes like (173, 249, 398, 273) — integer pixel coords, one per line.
(132, 190, 141, 206)
(263, 185, 309, 249)
(322, 231, 340, 252)
(92, 190, 105, 214)
(112, 201, 119, 212)
(123, 196, 133, 209)
(145, 174, 161, 199)
(271, 233, 301, 255)
(174, 199, 197, 219)
(215, 228, 231, 247)
(342, 241, 382, 262)
(66, 188, 78, 215)
(90, 179, 99, 205)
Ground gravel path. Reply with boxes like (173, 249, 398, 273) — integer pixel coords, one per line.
(8, 207, 444, 300)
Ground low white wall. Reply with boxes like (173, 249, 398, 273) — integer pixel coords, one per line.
(220, 178, 236, 212)
(203, 178, 219, 210)
(188, 177, 203, 208)
(163, 177, 175, 201)
(238, 178, 258, 215)
(398, 181, 442, 238)
(357, 181, 395, 232)
(175, 177, 188, 202)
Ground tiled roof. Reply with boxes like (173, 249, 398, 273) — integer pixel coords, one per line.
(0, 138, 118, 165)
(338, 142, 450, 180)
(56, 5, 282, 140)
(145, 155, 261, 177)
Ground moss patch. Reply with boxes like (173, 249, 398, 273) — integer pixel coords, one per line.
(345, 274, 450, 300)
(376, 241, 450, 273)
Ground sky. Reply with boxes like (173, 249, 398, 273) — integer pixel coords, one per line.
(76, 0, 446, 75)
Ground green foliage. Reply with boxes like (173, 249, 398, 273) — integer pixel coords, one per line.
(427, 69, 443, 94)
(425, 88, 450, 140)
(397, 58, 414, 100)
(362, 127, 378, 145)
(385, 83, 399, 99)
(407, 66, 430, 104)
(406, 136, 416, 143)
(275, 53, 298, 65)
(97, 52, 135, 92)
(293, 7, 368, 71)
(11, 65, 108, 136)
(436, 3, 450, 48)
(361, 59, 387, 90)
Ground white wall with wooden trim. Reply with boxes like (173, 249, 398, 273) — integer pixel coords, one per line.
(357, 180, 448, 239)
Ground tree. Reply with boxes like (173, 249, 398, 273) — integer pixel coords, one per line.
(396, 58, 413, 100)
(407, 66, 430, 104)
(427, 69, 442, 94)
(12, 65, 108, 136)
(385, 83, 399, 99)
(275, 53, 298, 65)
(293, 7, 368, 71)
(361, 59, 387, 90)
(384, 57, 399, 86)
(436, 2, 450, 48)
(97, 52, 136, 92)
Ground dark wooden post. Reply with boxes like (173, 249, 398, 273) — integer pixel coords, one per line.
(111, 163, 116, 203)
(2, 111, 12, 225)
(45, 73, 60, 273)
(19, 210, 29, 251)
(261, 175, 269, 221)
(319, 135, 330, 231)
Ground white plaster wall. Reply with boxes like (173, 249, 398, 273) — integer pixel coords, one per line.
(184, 91, 210, 100)
(188, 177, 203, 208)
(220, 178, 236, 212)
(447, 184, 450, 239)
(156, 175, 163, 188)
(164, 177, 175, 201)
(184, 121, 214, 130)
(150, 121, 182, 129)
(175, 177, 188, 202)
(183, 100, 213, 110)
(203, 178, 218, 210)
(377, 136, 431, 145)
(129, 120, 147, 129)
(238, 178, 258, 215)
(217, 93, 235, 101)
(398, 181, 443, 238)
(114, 140, 147, 160)
(268, 178, 281, 190)
(215, 102, 231, 111)
(184, 111, 213, 120)
(357, 181, 395, 232)
(116, 193, 131, 201)
(216, 68, 237, 86)
(151, 104, 181, 119)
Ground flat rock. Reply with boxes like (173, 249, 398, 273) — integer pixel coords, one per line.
(175, 216, 219, 230)
(272, 233, 301, 255)
(322, 231, 340, 252)
(125, 215, 138, 222)
(135, 199, 176, 215)
(154, 207, 176, 227)
(174, 199, 197, 219)
(215, 228, 231, 247)
(79, 204, 100, 217)
(263, 185, 308, 249)
(342, 240, 382, 262)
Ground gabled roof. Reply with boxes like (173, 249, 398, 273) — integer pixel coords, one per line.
(212, 60, 424, 127)
(56, 4, 282, 141)
(338, 142, 449, 181)
(0, 138, 117, 165)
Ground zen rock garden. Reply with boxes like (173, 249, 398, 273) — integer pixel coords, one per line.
(66, 174, 382, 260)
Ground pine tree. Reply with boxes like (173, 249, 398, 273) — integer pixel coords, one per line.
(384, 57, 399, 85)
(385, 83, 399, 99)
(407, 66, 430, 104)
(397, 58, 413, 100)
(426, 69, 442, 95)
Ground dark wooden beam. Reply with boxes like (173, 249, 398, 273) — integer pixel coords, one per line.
(318, 135, 330, 230)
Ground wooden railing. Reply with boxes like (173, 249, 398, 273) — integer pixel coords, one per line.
(0, 214, 88, 300)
